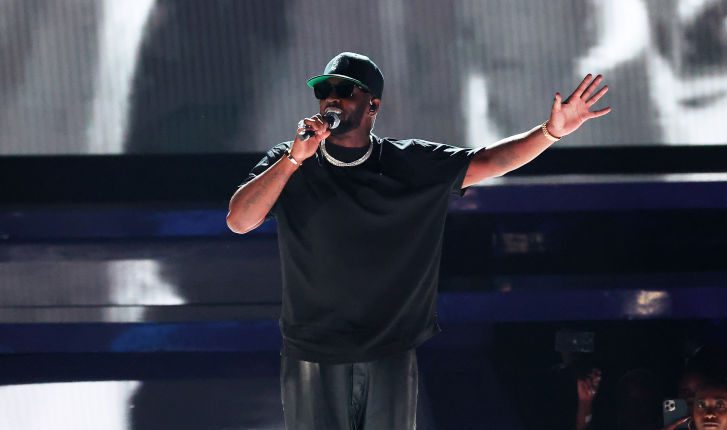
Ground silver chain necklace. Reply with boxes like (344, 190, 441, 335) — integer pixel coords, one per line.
(320, 135, 374, 167)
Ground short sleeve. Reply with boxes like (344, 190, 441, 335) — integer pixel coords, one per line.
(405, 140, 476, 196)
(237, 142, 291, 218)
(239, 142, 291, 187)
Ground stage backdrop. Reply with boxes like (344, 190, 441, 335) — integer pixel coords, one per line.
(1, 0, 726, 155)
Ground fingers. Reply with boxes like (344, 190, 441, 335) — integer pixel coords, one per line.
(586, 84, 609, 106)
(578, 74, 610, 116)
(578, 77, 610, 118)
(581, 74, 603, 100)
(302, 114, 329, 136)
(574, 73, 594, 99)
(591, 106, 612, 118)
(296, 119, 310, 136)
(577, 376, 599, 396)
(552, 92, 562, 113)
(576, 368, 602, 400)
(293, 114, 331, 160)
(296, 114, 331, 143)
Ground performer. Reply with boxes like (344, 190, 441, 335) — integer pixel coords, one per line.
(227, 52, 610, 429)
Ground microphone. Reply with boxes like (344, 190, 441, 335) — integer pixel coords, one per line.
(298, 112, 340, 140)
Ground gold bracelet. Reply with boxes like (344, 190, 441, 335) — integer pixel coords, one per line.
(541, 121, 561, 142)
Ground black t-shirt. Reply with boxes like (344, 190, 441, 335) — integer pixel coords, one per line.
(242, 135, 475, 363)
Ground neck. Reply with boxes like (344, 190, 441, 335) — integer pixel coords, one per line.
(326, 127, 371, 148)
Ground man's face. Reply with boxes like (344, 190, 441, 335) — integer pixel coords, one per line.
(316, 78, 371, 135)
(694, 387, 727, 430)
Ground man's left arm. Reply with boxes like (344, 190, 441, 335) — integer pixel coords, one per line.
(463, 74, 611, 188)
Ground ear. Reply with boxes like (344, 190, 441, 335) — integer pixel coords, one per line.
(369, 98, 381, 114)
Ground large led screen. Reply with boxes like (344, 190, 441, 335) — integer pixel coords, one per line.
(1, 0, 726, 154)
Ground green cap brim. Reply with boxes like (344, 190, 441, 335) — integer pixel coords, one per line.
(306, 74, 371, 92)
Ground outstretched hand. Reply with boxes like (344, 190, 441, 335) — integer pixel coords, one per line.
(548, 74, 611, 138)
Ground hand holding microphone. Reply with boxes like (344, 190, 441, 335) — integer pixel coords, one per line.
(298, 111, 340, 140)
(290, 111, 340, 163)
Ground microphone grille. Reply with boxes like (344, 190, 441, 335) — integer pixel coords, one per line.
(325, 112, 341, 130)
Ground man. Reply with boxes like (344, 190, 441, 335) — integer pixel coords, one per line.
(226, 52, 610, 429)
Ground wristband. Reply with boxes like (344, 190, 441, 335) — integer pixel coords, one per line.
(284, 149, 300, 166)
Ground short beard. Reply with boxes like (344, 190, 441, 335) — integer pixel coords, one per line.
(330, 102, 368, 136)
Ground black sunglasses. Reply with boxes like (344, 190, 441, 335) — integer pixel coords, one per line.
(313, 80, 369, 100)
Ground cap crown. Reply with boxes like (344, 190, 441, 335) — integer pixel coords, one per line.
(307, 52, 384, 98)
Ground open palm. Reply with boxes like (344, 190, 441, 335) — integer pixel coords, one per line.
(549, 74, 611, 137)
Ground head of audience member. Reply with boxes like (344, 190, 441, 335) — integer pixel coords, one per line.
(682, 346, 727, 414)
(692, 376, 727, 430)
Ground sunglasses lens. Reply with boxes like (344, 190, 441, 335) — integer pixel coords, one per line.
(313, 81, 360, 99)
(313, 82, 332, 100)
(335, 82, 355, 98)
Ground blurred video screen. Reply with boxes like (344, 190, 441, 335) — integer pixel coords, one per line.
(1, 0, 726, 155)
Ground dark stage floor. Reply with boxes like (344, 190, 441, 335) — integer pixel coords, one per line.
(0, 346, 518, 430)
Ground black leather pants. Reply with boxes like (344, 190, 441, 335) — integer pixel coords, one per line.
(281, 349, 418, 430)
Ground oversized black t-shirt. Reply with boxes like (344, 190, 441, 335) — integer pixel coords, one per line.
(242, 136, 475, 363)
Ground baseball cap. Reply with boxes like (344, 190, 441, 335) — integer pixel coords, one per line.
(306, 52, 384, 98)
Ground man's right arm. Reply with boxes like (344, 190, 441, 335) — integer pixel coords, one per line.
(226, 114, 331, 234)
(226, 155, 299, 234)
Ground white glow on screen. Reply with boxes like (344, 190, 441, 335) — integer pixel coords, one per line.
(576, 0, 649, 75)
(106, 259, 185, 321)
(647, 52, 727, 145)
(678, 0, 717, 22)
(86, 0, 155, 154)
(0, 381, 140, 430)
(623, 290, 672, 317)
(2, 0, 727, 152)
(463, 73, 502, 149)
